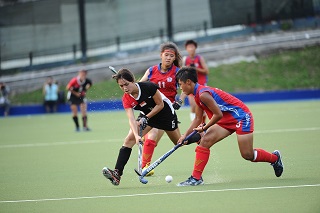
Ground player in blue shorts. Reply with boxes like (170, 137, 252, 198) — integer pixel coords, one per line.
(175, 67, 284, 186)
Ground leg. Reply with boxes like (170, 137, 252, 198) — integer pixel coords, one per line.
(70, 104, 79, 130)
(141, 128, 163, 175)
(44, 101, 50, 113)
(4, 103, 10, 116)
(115, 129, 136, 174)
(80, 103, 89, 130)
(53, 101, 57, 113)
(178, 125, 231, 186)
(237, 133, 254, 161)
(165, 128, 181, 145)
(102, 129, 136, 185)
(192, 125, 230, 178)
(237, 133, 283, 177)
(237, 133, 277, 162)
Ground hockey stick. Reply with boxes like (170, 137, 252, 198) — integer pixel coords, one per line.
(108, 66, 118, 74)
(137, 125, 144, 175)
(136, 130, 200, 184)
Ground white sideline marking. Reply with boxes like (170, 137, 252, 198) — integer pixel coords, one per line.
(255, 127, 320, 134)
(0, 139, 121, 149)
(0, 127, 319, 149)
(0, 140, 102, 148)
(1, 184, 319, 203)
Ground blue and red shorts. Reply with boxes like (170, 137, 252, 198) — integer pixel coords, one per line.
(217, 111, 254, 135)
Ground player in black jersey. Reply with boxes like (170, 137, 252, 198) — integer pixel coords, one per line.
(102, 68, 201, 186)
(66, 70, 92, 131)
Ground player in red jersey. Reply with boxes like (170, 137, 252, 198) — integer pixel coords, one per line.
(183, 40, 209, 122)
(102, 68, 200, 186)
(139, 42, 186, 176)
(66, 70, 92, 132)
(175, 67, 284, 186)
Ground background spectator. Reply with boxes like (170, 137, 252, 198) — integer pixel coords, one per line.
(43, 76, 59, 113)
(0, 82, 11, 117)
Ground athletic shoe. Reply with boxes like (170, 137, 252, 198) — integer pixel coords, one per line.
(83, 127, 91, 131)
(143, 163, 154, 176)
(102, 167, 121, 186)
(75, 127, 80, 132)
(177, 176, 204, 186)
(271, 150, 284, 177)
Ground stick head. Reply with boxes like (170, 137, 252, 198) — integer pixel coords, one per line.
(108, 66, 117, 74)
(139, 176, 148, 184)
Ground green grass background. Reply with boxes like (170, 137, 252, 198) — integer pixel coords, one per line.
(0, 100, 320, 212)
(10, 46, 320, 104)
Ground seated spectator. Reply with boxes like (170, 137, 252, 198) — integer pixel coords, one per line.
(0, 82, 11, 117)
(43, 77, 59, 113)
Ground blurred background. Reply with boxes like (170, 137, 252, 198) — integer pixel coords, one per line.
(0, 0, 320, 107)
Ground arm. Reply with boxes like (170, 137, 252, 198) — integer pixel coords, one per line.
(125, 108, 141, 144)
(179, 104, 204, 142)
(173, 91, 187, 110)
(85, 79, 92, 90)
(178, 92, 187, 103)
(85, 84, 91, 90)
(66, 81, 80, 98)
(139, 68, 150, 82)
(196, 56, 209, 75)
(194, 92, 222, 132)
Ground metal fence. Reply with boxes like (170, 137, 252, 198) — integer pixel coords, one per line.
(0, 0, 318, 71)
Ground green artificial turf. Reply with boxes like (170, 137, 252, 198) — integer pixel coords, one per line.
(0, 100, 319, 212)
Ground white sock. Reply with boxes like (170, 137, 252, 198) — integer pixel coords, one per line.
(253, 150, 257, 161)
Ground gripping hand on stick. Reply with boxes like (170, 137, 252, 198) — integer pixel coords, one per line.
(172, 99, 183, 110)
(138, 114, 149, 130)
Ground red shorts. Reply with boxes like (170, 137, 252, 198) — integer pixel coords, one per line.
(217, 111, 254, 135)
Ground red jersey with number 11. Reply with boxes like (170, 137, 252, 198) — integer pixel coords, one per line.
(147, 64, 179, 103)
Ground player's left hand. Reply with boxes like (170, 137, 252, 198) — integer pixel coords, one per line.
(138, 115, 149, 130)
(193, 123, 206, 133)
(172, 99, 183, 110)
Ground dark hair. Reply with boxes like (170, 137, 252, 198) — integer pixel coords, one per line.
(185, 40, 198, 48)
(112, 68, 135, 83)
(176, 67, 198, 83)
(160, 42, 182, 67)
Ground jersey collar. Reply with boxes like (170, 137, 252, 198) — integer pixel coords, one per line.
(158, 63, 173, 73)
(193, 83, 199, 96)
(130, 83, 141, 100)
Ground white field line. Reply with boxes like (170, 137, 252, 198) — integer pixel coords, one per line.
(0, 139, 121, 149)
(1, 184, 319, 203)
(0, 127, 319, 149)
(255, 127, 320, 134)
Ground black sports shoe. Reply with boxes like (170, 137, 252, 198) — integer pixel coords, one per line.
(177, 176, 204, 186)
(102, 167, 121, 186)
(271, 150, 284, 177)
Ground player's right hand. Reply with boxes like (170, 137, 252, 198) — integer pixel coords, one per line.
(177, 134, 187, 145)
(136, 136, 143, 145)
